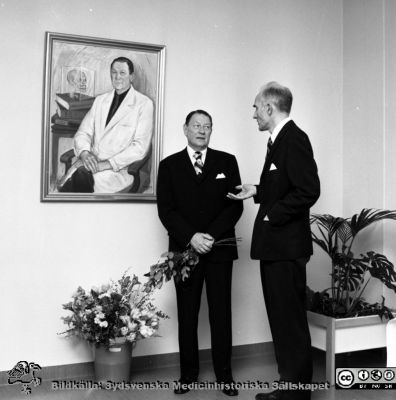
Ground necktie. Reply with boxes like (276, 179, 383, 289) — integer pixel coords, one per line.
(193, 151, 204, 175)
(266, 136, 273, 158)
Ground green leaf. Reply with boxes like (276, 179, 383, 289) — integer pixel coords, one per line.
(364, 252, 396, 292)
(349, 209, 396, 237)
(154, 271, 163, 280)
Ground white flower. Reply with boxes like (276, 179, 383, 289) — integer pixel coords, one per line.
(127, 332, 136, 342)
(120, 327, 128, 336)
(131, 308, 141, 319)
(141, 309, 155, 319)
(94, 312, 106, 325)
(128, 322, 137, 331)
(99, 320, 108, 328)
(101, 283, 110, 292)
(111, 282, 121, 293)
(139, 325, 154, 338)
(151, 319, 159, 327)
(120, 316, 130, 324)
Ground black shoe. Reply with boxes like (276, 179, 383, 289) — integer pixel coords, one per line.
(174, 379, 195, 395)
(255, 390, 282, 400)
(174, 386, 190, 395)
(222, 387, 239, 396)
(220, 381, 239, 396)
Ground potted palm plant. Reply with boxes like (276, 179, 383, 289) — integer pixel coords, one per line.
(307, 208, 396, 385)
(308, 208, 396, 318)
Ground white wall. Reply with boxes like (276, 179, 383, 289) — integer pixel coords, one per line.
(343, 0, 396, 307)
(343, 0, 385, 215)
(384, 0, 396, 308)
(343, 0, 385, 303)
(0, 0, 343, 370)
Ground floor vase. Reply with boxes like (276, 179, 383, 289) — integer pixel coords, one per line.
(94, 341, 132, 382)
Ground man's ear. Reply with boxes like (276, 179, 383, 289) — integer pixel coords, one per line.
(266, 103, 273, 116)
(129, 73, 135, 83)
(183, 124, 188, 137)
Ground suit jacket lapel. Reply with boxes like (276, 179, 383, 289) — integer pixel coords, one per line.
(263, 120, 293, 172)
(104, 88, 136, 133)
(99, 91, 113, 133)
(200, 148, 216, 182)
(181, 148, 199, 181)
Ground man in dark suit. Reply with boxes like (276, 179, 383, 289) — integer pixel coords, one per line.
(228, 82, 320, 400)
(157, 110, 243, 397)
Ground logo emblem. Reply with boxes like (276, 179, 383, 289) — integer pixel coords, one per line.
(7, 361, 42, 395)
(371, 369, 382, 381)
(384, 370, 395, 381)
(337, 369, 355, 388)
(358, 369, 370, 381)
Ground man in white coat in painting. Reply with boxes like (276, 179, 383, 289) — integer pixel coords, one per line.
(59, 57, 153, 193)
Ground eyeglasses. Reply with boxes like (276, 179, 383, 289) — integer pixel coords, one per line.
(191, 124, 212, 132)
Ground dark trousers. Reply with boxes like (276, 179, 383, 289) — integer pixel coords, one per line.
(175, 259, 234, 383)
(260, 258, 312, 400)
(59, 167, 94, 193)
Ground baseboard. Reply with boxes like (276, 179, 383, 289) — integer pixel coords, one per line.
(0, 342, 273, 386)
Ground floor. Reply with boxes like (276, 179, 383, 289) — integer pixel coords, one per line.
(1, 349, 393, 399)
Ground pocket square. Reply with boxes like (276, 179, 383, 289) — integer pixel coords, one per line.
(216, 173, 226, 179)
(270, 163, 277, 171)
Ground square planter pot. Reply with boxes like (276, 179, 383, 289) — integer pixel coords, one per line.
(307, 311, 391, 385)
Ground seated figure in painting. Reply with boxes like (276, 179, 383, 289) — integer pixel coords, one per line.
(59, 57, 153, 193)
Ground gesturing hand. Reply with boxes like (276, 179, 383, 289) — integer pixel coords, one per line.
(190, 233, 215, 254)
(80, 150, 99, 173)
(227, 184, 257, 200)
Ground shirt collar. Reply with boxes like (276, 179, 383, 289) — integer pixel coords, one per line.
(270, 116, 292, 143)
(114, 87, 131, 101)
(187, 146, 208, 165)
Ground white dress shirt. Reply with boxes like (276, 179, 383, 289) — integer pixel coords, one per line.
(187, 146, 207, 167)
(270, 116, 292, 144)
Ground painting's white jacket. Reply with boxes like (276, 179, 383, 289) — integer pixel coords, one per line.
(74, 86, 153, 193)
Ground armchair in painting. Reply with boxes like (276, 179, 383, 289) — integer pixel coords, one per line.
(58, 144, 152, 194)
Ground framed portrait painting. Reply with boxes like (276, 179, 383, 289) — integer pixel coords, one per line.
(41, 32, 166, 201)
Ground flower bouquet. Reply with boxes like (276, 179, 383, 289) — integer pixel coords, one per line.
(144, 248, 199, 292)
(60, 271, 168, 349)
(144, 238, 242, 292)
